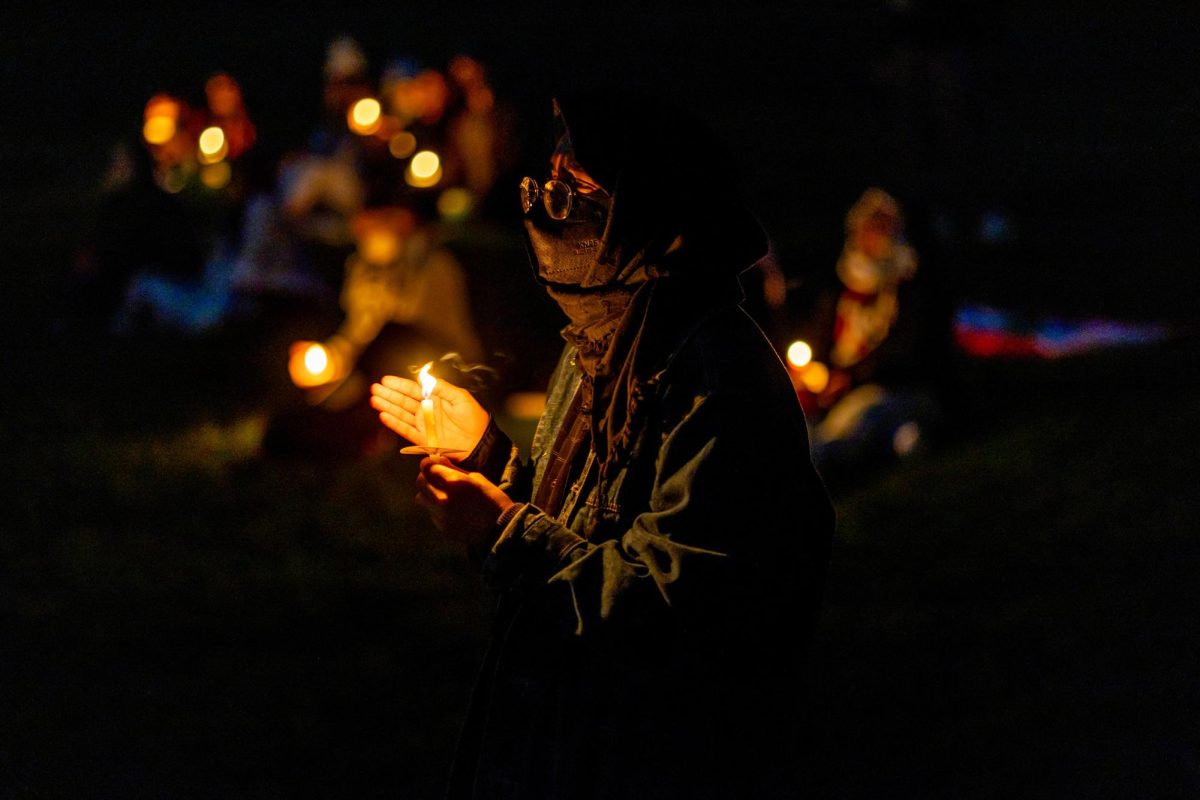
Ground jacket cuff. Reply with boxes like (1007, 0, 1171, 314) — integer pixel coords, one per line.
(494, 501, 526, 532)
(457, 416, 512, 484)
(482, 504, 587, 590)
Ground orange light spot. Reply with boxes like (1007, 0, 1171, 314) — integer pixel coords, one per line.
(143, 116, 176, 145)
(405, 150, 442, 187)
(787, 340, 813, 369)
(197, 126, 228, 163)
(348, 98, 382, 135)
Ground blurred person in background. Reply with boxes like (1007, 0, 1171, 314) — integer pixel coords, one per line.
(266, 199, 483, 458)
(799, 188, 945, 479)
(93, 76, 257, 336)
(65, 137, 204, 333)
(310, 35, 373, 157)
(261, 45, 526, 457)
(369, 93, 833, 799)
(287, 203, 483, 399)
(262, 37, 374, 291)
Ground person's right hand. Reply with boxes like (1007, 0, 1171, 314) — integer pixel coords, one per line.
(369, 373, 489, 453)
(415, 456, 514, 547)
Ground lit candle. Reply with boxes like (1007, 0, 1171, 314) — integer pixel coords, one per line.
(418, 362, 439, 449)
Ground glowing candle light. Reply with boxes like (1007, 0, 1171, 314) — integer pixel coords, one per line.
(143, 95, 181, 145)
(787, 340, 813, 369)
(304, 343, 329, 376)
(288, 340, 338, 387)
(800, 362, 830, 394)
(405, 150, 442, 187)
(418, 361, 440, 448)
(143, 116, 176, 145)
(197, 126, 228, 164)
(348, 98, 382, 135)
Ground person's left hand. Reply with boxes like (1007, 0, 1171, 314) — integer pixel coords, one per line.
(416, 457, 515, 549)
(370, 374, 489, 453)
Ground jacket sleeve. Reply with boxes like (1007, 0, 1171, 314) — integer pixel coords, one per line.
(480, 383, 819, 640)
(457, 416, 525, 493)
(455, 415, 535, 568)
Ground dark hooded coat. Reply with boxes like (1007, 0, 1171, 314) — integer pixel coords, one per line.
(447, 95, 834, 799)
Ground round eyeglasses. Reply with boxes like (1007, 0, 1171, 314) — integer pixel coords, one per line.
(519, 176, 609, 221)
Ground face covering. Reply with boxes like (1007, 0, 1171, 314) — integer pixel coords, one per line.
(524, 200, 611, 290)
(525, 170, 629, 376)
(521, 101, 638, 375)
(544, 283, 636, 376)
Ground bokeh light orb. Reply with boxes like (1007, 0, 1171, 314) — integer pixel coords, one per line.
(800, 362, 830, 394)
(348, 98, 382, 135)
(892, 421, 922, 457)
(405, 150, 442, 188)
(288, 340, 340, 387)
(197, 126, 228, 164)
(304, 343, 329, 375)
(410, 150, 439, 178)
(437, 188, 474, 220)
(388, 131, 417, 159)
(786, 340, 813, 368)
(143, 116, 176, 145)
(161, 168, 189, 194)
(200, 161, 232, 189)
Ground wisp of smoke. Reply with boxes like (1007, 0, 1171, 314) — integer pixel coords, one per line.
(409, 352, 502, 393)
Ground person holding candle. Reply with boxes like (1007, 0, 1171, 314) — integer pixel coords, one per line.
(370, 93, 834, 799)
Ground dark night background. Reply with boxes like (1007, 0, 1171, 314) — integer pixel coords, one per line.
(2, 2, 1199, 798)
(5, 1, 1200, 321)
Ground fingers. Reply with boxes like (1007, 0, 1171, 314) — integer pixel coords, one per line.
(415, 471, 449, 504)
(379, 374, 423, 397)
(377, 410, 420, 442)
(415, 464, 452, 532)
(419, 457, 467, 490)
(430, 379, 465, 403)
(378, 373, 464, 404)
(371, 380, 422, 415)
(399, 372, 467, 404)
(370, 381, 424, 441)
(413, 460, 510, 546)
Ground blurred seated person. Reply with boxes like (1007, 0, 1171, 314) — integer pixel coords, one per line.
(800, 188, 942, 478)
(288, 204, 483, 407)
(66, 139, 205, 333)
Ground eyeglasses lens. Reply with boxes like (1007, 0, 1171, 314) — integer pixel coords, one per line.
(519, 176, 539, 215)
(543, 180, 572, 220)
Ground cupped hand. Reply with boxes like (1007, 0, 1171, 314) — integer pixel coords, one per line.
(370, 373, 490, 453)
(415, 457, 514, 548)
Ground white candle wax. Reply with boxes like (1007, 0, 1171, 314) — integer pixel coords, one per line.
(422, 396, 439, 448)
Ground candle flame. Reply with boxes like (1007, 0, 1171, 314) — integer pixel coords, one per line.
(418, 361, 436, 399)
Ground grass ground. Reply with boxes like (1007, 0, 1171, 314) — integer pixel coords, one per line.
(3, 315, 1197, 798)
